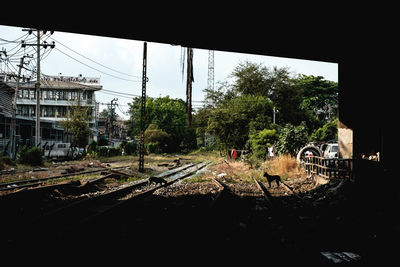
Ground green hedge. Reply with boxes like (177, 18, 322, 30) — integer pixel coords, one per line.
(17, 146, 43, 166)
(96, 146, 122, 157)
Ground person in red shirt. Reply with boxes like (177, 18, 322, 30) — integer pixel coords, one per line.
(231, 148, 237, 160)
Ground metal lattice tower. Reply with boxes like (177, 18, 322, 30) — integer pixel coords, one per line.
(207, 50, 215, 91)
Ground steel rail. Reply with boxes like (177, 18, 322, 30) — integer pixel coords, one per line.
(0, 165, 131, 191)
(37, 162, 208, 225)
(254, 179, 274, 208)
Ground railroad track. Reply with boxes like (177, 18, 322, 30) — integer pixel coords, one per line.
(33, 161, 209, 225)
(2, 161, 210, 248)
(0, 165, 129, 191)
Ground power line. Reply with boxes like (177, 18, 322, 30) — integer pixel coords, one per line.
(97, 90, 136, 99)
(53, 47, 141, 82)
(49, 36, 141, 79)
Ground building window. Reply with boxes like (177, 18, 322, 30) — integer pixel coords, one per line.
(22, 105, 29, 116)
(43, 90, 48, 100)
(56, 106, 66, 117)
(49, 106, 55, 117)
(23, 89, 29, 99)
(50, 90, 56, 100)
(63, 91, 69, 100)
(30, 89, 35, 99)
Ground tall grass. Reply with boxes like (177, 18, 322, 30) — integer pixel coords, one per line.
(261, 154, 306, 180)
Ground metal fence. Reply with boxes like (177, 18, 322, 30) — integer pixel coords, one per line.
(304, 156, 353, 179)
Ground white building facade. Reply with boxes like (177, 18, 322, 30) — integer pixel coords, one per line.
(8, 74, 101, 145)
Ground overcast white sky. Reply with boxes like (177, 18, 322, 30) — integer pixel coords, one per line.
(1, 25, 338, 120)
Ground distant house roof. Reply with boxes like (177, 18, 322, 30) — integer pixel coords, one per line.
(4, 80, 101, 91)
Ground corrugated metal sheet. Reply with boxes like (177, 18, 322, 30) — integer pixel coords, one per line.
(0, 87, 14, 117)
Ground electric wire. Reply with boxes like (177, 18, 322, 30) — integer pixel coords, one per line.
(54, 47, 141, 82)
(49, 36, 141, 79)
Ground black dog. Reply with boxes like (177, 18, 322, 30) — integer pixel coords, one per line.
(263, 171, 281, 188)
(148, 176, 167, 186)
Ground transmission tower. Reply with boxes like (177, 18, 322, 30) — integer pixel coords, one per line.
(207, 50, 215, 91)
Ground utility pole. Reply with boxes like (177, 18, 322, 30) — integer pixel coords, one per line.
(139, 42, 147, 173)
(35, 29, 41, 147)
(10, 56, 32, 159)
(10, 57, 24, 159)
(273, 106, 278, 124)
(21, 28, 55, 146)
(107, 98, 118, 141)
(186, 48, 194, 126)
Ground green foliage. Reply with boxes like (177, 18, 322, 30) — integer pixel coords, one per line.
(276, 122, 309, 156)
(248, 128, 278, 159)
(144, 124, 170, 143)
(296, 74, 338, 122)
(127, 96, 196, 152)
(96, 146, 122, 157)
(230, 61, 273, 96)
(144, 124, 170, 153)
(97, 146, 109, 157)
(124, 141, 137, 155)
(146, 142, 157, 153)
(17, 146, 43, 166)
(196, 61, 338, 154)
(87, 140, 97, 154)
(311, 118, 338, 142)
(206, 95, 273, 149)
(60, 104, 92, 148)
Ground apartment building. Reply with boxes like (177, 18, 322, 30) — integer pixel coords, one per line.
(0, 74, 101, 150)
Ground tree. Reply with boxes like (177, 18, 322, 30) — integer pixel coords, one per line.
(296, 75, 338, 122)
(127, 96, 196, 152)
(230, 61, 271, 96)
(60, 104, 92, 149)
(144, 124, 170, 153)
(99, 108, 119, 119)
(207, 95, 274, 150)
(311, 118, 338, 142)
(276, 122, 309, 156)
(248, 128, 278, 159)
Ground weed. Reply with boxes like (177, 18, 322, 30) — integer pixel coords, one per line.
(261, 154, 306, 180)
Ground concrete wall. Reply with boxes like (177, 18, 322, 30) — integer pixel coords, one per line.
(338, 121, 353, 159)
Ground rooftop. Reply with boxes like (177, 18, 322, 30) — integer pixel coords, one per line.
(13, 80, 102, 91)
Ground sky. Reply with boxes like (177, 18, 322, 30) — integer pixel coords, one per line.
(0, 24, 338, 120)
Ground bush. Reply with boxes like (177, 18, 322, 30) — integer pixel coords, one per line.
(87, 140, 97, 154)
(95, 146, 122, 157)
(108, 147, 122, 157)
(124, 141, 137, 155)
(248, 128, 277, 160)
(0, 156, 16, 170)
(311, 118, 338, 142)
(97, 146, 109, 157)
(146, 142, 157, 154)
(276, 122, 308, 156)
(17, 146, 43, 166)
(84, 151, 98, 160)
